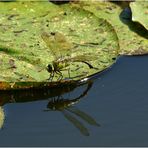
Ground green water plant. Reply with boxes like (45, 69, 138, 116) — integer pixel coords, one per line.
(0, 1, 119, 89)
(130, 1, 148, 30)
(70, 1, 148, 55)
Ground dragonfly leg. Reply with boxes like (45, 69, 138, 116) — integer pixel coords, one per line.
(68, 68, 71, 78)
(56, 71, 63, 81)
(47, 72, 54, 81)
(51, 72, 55, 81)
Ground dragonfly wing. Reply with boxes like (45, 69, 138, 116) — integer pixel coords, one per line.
(62, 110, 89, 136)
(41, 32, 57, 57)
(41, 32, 73, 58)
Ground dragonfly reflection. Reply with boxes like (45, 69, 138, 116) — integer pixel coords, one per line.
(41, 32, 98, 81)
(44, 81, 100, 136)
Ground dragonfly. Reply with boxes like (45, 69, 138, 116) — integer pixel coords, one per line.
(41, 31, 99, 81)
(44, 82, 100, 136)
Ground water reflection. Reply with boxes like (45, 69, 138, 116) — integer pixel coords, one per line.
(0, 81, 100, 136)
(45, 81, 100, 136)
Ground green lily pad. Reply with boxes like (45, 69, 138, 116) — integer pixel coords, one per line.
(71, 1, 148, 55)
(130, 1, 148, 30)
(0, 1, 119, 89)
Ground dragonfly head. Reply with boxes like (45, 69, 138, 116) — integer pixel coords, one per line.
(47, 64, 53, 73)
(50, 32, 55, 36)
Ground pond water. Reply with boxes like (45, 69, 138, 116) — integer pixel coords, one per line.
(0, 56, 148, 147)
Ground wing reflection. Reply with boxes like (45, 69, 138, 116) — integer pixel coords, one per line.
(66, 107, 100, 127)
(45, 81, 101, 136)
(62, 110, 90, 136)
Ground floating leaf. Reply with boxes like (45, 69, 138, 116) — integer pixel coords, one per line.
(42, 7, 119, 81)
(0, 1, 119, 89)
(130, 1, 148, 30)
(71, 1, 148, 55)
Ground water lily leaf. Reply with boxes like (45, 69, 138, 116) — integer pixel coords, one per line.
(130, 1, 148, 30)
(42, 7, 119, 81)
(0, 1, 119, 89)
(0, 1, 62, 84)
(71, 1, 148, 55)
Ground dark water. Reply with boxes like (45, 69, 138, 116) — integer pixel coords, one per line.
(0, 56, 148, 147)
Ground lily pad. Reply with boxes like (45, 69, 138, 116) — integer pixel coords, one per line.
(130, 1, 148, 30)
(0, 1, 119, 89)
(71, 1, 148, 55)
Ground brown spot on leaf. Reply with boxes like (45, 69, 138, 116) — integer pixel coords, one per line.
(9, 59, 16, 69)
(7, 14, 19, 20)
(13, 29, 28, 34)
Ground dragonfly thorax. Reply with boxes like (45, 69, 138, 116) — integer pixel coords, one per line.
(53, 60, 69, 71)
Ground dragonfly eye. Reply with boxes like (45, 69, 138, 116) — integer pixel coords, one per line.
(50, 32, 55, 36)
(47, 64, 53, 72)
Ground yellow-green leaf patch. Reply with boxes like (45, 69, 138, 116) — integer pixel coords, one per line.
(71, 1, 148, 55)
(0, 1, 119, 89)
(130, 1, 148, 30)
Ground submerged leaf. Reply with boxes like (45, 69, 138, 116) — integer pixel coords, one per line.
(130, 1, 148, 30)
(0, 107, 4, 129)
(71, 1, 148, 55)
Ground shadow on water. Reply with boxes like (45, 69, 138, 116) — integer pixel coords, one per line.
(0, 80, 100, 136)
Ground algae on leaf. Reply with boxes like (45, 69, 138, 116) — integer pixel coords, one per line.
(0, 1, 119, 87)
(130, 1, 148, 30)
(72, 1, 148, 55)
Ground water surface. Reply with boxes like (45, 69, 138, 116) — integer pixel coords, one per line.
(0, 56, 148, 146)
